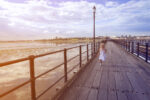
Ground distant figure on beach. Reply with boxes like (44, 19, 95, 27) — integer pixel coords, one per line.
(99, 42, 107, 66)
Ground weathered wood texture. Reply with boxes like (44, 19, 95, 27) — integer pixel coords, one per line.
(58, 42, 150, 100)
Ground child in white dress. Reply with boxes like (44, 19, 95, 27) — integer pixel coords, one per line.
(99, 43, 106, 66)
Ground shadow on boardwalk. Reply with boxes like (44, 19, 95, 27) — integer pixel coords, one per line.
(58, 42, 150, 100)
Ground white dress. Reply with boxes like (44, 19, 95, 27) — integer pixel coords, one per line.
(99, 49, 106, 61)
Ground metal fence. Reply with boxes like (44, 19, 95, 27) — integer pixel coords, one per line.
(0, 42, 100, 100)
(115, 40, 150, 62)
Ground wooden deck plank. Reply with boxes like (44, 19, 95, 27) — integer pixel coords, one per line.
(61, 87, 80, 100)
(107, 43, 118, 100)
(115, 71, 128, 100)
(97, 68, 108, 100)
(134, 72, 150, 95)
(121, 47, 150, 99)
(121, 72, 140, 100)
(73, 64, 94, 87)
(58, 42, 150, 100)
(126, 54, 150, 95)
(108, 71, 117, 100)
(87, 89, 98, 100)
(127, 72, 150, 100)
(77, 87, 90, 100)
(115, 51, 139, 100)
(84, 69, 97, 88)
(92, 67, 103, 89)
(73, 57, 98, 88)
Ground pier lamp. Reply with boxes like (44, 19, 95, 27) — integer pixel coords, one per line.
(93, 6, 96, 54)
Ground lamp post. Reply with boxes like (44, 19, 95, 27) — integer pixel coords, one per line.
(93, 6, 96, 54)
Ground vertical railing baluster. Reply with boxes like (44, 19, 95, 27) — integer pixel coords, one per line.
(122, 41, 123, 48)
(121, 41, 122, 47)
(29, 55, 36, 100)
(64, 48, 67, 82)
(137, 42, 139, 57)
(98, 42, 100, 53)
(127, 41, 128, 50)
(128, 42, 130, 52)
(95, 42, 97, 53)
(128, 41, 129, 51)
(96, 42, 98, 52)
(124, 41, 126, 49)
(98, 42, 99, 50)
(99, 42, 100, 50)
(91, 43, 93, 57)
(122, 41, 124, 48)
(98, 42, 99, 52)
(145, 43, 148, 62)
(87, 44, 89, 61)
(79, 45, 82, 68)
(97, 42, 98, 52)
(126, 41, 127, 50)
(132, 42, 134, 54)
(124, 41, 125, 48)
(123, 41, 124, 48)
(127, 41, 129, 51)
(98, 42, 99, 49)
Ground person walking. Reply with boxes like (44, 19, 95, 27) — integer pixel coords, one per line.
(99, 43, 107, 66)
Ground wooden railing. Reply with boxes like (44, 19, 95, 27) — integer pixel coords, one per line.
(0, 42, 100, 100)
(114, 39, 150, 62)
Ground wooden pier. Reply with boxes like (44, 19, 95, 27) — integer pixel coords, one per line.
(57, 42, 150, 100)
(0, 40, 150, 100)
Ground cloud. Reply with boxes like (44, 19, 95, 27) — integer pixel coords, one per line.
(0, 0, 150, 40)
(96, 0, 150, 34)
(105, 1, 119, 7)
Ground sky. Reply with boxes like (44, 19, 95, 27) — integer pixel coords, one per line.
(0, 0, 150, 40)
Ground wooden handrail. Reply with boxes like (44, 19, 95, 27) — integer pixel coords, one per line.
(0, 42, 100, 100)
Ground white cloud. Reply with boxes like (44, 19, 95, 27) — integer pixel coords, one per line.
(0, 0, 150, 40)
(105, 1, 118, 7)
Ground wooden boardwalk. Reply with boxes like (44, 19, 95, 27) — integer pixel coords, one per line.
(58, 42, 150, 100)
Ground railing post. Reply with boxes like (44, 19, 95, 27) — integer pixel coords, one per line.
(96, 42, 98, 52)
(127, 42, 129, 51)
(99, 42, 100, 50)
(123, 41, 124, 48)
(94, 42, 95, 54)
(97, 42, 99, 53)
(95, 42, 97, 53)
(79, 45, 82, 68)
(145, 43, 148, 62)
(91, 43, 93, 57)
(124, 41, 126, 49)
(29, 55, 36, 100)
(121, 41, 122, 47)
(64, 48, 67, 82)
(132, 42, 134, 54)
(123, 41, 125, 48)
(137, 42, 139, 57)
(98, 42, 99, 50)
(126, 41, 127, 50)
(97, 42, 98, 52)
(87, 44, 89, 61)
(128, 42, 130, 52)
